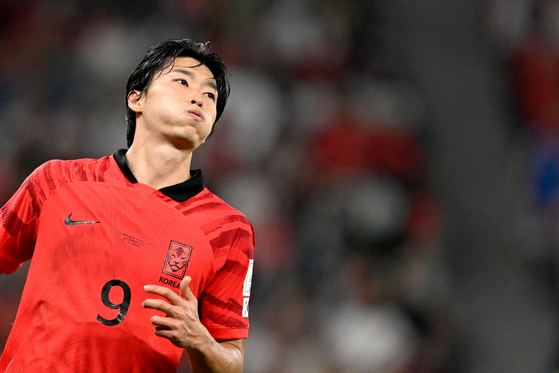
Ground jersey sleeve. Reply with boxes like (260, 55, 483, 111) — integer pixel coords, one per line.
(199, 219, 255, 340)
(0, 163, 49, 274)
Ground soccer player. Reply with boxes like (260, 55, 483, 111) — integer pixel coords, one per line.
(0, 38, 255, 373)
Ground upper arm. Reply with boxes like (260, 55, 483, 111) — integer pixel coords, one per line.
(199, 220, 255, 340)
(0, 163, 48, 274)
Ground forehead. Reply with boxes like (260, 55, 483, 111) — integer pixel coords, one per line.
(165, 56, 215, 80)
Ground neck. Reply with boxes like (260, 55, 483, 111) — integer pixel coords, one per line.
(125, 143, 193, 190)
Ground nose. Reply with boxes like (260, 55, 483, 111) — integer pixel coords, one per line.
(190, 87, 204, 106)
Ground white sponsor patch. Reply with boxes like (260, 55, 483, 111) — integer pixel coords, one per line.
(243, 297, 250, 317)
(243, 259, 254, 297)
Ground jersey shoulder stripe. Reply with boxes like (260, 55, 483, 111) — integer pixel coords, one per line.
(215, 259, 249, 277)
(11, 156, 116, 218)
(170, 188, 254, 240)
(204, 307, 248, 329)
(209, 228, 253, 258)
(203, 293, 244, 317)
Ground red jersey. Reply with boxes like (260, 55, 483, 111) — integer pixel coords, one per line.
(0, 150, 255, 372)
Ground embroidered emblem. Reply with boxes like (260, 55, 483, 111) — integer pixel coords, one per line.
(162, 241, 193, 279)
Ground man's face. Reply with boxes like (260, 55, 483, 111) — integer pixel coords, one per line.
(129, 57, 218, 150)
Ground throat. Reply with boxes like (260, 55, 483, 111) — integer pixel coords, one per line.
(124, 146, 193, 189)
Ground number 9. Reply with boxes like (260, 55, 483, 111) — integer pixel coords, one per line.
(97, 279, 131, 326)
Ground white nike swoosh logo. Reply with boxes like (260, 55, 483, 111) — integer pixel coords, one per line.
(64, 213, 100, 226)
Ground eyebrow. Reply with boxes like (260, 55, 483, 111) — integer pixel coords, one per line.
(173, 68, 218, 92)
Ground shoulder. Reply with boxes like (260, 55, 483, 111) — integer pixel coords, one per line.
(182, 188, 252, 226)
(24, 155, 114, 198)
(11, 156, 112, 216)
(32, 155, 114, 185)
(180, 189, 255, 254)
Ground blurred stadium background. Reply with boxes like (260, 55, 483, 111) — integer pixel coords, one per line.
(1, 0, 559, 372)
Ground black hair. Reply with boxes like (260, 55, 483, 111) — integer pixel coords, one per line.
(125, 38, 230, 147)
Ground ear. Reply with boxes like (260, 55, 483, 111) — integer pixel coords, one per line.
(127, 90, 144, 113)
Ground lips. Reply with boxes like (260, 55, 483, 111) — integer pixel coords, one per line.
(188, 109, 203, 121)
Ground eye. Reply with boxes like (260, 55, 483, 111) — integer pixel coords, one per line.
(205, 92, 216, 101)
(177, 79, 188, 86)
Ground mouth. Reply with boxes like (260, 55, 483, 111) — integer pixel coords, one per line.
(188, 109, 204, 121)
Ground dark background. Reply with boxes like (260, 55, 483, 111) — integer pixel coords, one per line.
(1, 0, 559, 372)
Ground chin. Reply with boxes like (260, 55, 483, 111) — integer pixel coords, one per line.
(170, 136, 203, 151)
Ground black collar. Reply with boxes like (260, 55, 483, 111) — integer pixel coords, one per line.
(113, 149, 204, 202)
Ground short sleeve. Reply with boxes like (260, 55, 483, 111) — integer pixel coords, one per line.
(0, 164, 47, 274)
(199, 221, 255, 340)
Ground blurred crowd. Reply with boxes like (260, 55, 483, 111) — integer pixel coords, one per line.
(1, 0, 559, 372)
(488, 0, 559, 280)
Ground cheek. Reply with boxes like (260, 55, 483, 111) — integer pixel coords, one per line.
(201, 122, 215, 140)
(206, 110, 217, 128)
(205, 99, 218, 117)
(204, 109, 216, 123)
